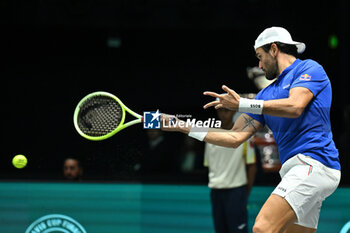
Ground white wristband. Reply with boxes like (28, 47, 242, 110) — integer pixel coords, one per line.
(238, 98, 264, 114)
(188, 127, 208, 141)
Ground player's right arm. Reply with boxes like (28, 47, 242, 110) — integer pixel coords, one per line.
(161, 113, 262, 148)
(203, 113, 262, 147)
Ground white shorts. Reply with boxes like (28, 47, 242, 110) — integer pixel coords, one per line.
(272, 153, 341, 229)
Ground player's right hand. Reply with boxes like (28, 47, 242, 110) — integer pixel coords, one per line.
(161, 113, 190, 133)
(161, 114, 178, 131)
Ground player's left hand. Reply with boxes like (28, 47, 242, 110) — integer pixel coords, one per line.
(203, 85, 240, 110)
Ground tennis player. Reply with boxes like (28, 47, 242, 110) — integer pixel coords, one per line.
(162, 27, 341, 233)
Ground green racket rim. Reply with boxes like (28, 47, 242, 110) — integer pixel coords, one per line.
(73, 91, 128, 141)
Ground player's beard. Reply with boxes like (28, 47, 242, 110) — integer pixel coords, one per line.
(264, 57, 279, 80)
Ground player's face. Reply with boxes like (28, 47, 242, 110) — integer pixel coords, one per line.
(255, 47, 278, 80)
(63, 159, 82, 180)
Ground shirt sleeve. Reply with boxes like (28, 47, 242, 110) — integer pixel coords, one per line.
(290, 62, 329, 97)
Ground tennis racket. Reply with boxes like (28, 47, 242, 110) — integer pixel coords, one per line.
(73, 91, 142, 141)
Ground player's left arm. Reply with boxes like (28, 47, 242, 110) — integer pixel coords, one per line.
(204, 85, 314, 119)
(262, 87, 314, 118)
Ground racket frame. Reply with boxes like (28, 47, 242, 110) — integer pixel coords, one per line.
(73, 91, 142, 141)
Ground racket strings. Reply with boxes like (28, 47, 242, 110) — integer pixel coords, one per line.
(77, 96, 123, 136)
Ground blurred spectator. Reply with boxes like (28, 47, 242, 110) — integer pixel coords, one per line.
(204, 108, 256, 233)
(246, 66, 275, 90)
(179, 136, 205, 174)
(138, 129, 178, 181)
(63, 157, 83, 181)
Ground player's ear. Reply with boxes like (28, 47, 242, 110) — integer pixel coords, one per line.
(270, 43, 278, 57)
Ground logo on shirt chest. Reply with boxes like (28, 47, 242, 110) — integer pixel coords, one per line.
(299, 74, 311, 81)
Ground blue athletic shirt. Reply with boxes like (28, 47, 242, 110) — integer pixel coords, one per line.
(247, 59, 340, 170)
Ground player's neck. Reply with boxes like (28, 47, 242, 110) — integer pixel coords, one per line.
(278, 54, 296, 75)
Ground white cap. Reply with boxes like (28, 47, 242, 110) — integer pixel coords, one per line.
(254, 27, 306, 54)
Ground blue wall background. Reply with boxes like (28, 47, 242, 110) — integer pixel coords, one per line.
(0, 182, 349, 233)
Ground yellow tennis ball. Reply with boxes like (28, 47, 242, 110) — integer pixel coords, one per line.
(12, 154, 28, 169)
